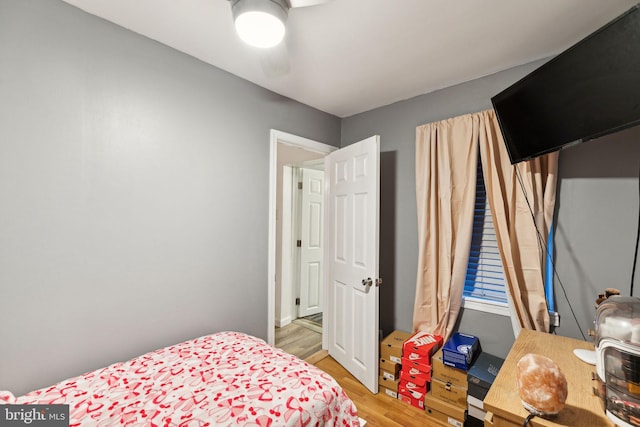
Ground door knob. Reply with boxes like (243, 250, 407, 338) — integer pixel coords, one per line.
(361, 277, 373, 287)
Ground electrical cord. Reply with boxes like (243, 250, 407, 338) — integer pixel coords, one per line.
(630, 163, 640, 296)
(514, 166, 587, 340)
(523, 413, 536, 427)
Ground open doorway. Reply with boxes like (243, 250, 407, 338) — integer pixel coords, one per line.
(276, 163, 323, 359)
(269, 131, 381, 391)
(267, 130, 337, 359)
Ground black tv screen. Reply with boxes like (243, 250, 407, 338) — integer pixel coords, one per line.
(492, 4, 640, 164)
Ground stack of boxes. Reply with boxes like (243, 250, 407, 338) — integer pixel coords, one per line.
(425, 332, 480, 427)
(426, 348, 469, 426)
(379, 329, 502, 427)
(466, 352, 504, 425)
(379, 330, 412, 398)
(398, 330, 443, 409)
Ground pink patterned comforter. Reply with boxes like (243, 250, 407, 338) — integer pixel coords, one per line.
(1, 332, 360, 427)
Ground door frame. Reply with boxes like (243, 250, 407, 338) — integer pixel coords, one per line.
(267, 130, 337, 346)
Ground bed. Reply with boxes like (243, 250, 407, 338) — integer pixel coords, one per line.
(0, 331, 360, 426)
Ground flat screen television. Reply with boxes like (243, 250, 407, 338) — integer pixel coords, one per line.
(491, 4, 640, 164)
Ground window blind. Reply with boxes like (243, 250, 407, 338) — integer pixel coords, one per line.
(463, 159, 508, 305)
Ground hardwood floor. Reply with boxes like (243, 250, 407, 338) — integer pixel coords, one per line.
(274, 321, 322, 360)
(312, 356, 447, 427)
(276, 322, 446, 426)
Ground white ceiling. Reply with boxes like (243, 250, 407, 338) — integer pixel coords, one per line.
(60, 0, 638, 118)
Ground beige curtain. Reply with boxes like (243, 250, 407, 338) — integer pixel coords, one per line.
(413, 109, 558, 338)
(413, 112, 479, 339)
(479, 109, 558, 332)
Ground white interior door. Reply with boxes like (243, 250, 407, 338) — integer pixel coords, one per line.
(324, 135, 380, 393)
(298, 168, 324, 318)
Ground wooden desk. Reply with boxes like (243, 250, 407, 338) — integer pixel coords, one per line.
(483, 329, 612, 426)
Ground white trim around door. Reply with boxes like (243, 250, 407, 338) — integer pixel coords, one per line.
(267, 130, 337, 346)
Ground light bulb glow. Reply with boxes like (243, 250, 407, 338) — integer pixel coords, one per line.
(235, 11, 285, 48)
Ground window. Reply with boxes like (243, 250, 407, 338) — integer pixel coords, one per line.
(462, 158, 510, 316)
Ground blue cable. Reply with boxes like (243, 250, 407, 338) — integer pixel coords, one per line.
(545, 223, 555, 313)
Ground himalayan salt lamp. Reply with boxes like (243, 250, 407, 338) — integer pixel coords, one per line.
(515, 353, 568, 416)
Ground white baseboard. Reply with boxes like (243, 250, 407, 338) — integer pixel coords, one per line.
(275, 316, 292, 328)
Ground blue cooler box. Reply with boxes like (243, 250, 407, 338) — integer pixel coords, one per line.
(442, 332, 479, 371)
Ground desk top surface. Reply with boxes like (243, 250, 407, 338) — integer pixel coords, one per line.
(483, 329, 612, 426)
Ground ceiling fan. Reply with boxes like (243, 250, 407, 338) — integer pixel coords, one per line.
(228, 0, 333, 76)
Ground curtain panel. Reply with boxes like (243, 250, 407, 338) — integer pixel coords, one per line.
(413, 109, 558, 339)
(478, 109, 558, 332)
(413, 112, 479, 339)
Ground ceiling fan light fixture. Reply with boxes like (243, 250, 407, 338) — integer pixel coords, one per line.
(231, 0, 288, 48)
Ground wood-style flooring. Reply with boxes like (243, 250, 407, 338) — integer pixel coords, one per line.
(274, 321, 322, 360)
(275, 322, 446, 427)
(313, 356, 447, 427)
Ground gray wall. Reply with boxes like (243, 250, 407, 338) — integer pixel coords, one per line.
(340, 60, 550, 358)
(0, 0, 340, 395)
(3, 0, 638, 396)
(341, 59, 640, 359)
(554, 127, 640, 340)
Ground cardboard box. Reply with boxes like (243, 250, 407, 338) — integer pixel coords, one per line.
(466, 414, 484, 427)
(380, 330, 412, 363)
(378, 375, 399, 393)
(432, 348, 468, 388)
(398, 390, 425, 410)
(469, 382, 491, 402)
(442, 332, 479, 371)
(431, 377, 468, 408)
(467, 394, 484, 411)
(398, 378, 429, 409)
(402, 330, 443, 363)
(398, 378, 428, 396)
(380, 368, 399, 381)
(400, 364, 431, 385)
(468, 402, 486, 424)
(467, 352, 504, 400)
(424, 391, 466, 427)
(401, 354, 431, 373)
(379, 385, 398, 399)
(380, 368, 400, 381)
(379, 358, 401, 376)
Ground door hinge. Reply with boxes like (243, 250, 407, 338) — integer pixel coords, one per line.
(298, 181, 303, 190)
(296, 240, 302, 247)
(295, 298, 300, 306)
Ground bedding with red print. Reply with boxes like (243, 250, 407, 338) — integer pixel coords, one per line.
(0, 331, 360, 426)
